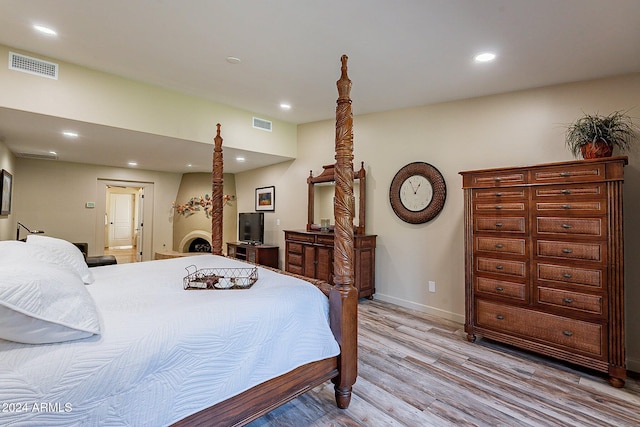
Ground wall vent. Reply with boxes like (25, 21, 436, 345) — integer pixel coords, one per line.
(9, 51, 59, 80)
(252, 117, 272, 132)
(15, 152, 58, 161)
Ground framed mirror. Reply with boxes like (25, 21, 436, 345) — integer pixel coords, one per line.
(307, 162, 366, 234)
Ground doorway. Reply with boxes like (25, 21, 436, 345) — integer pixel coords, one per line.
(96, 179, 154, 262)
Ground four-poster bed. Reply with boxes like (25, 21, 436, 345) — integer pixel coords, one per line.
(0, 55, 358, 426)
(175, 54, 358, 426)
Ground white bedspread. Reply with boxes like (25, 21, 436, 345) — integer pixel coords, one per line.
(0, 255, 340, 426)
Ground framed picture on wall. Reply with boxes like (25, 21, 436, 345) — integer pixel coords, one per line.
(255, 186, 275, 211)
(1, 169, 12, 215)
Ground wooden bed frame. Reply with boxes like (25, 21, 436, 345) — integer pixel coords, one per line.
(173, 55, 358, 426)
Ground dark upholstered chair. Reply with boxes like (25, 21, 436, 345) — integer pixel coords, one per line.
(73, 242, 118, 267)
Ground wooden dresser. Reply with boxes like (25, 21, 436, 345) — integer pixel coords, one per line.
(460, 157, 627, 387)
(284, 230, 376, 299)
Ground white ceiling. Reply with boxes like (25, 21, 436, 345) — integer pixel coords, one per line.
(1, 0, 639, 173)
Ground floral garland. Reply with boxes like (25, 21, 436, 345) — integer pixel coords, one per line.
(173, 194, 234, 218)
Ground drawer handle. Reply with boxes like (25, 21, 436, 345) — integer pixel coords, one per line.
(495, 286, 504, 292)
(563, 330, 574, 337)
(561, 189, 571, 195)
(496, 315, 505, 320)
(561, 224, 572, 229)
(563, 298, 574, 304)
(496, 265, 504, 270)
(494, 177, 502, 182)
(495, 205, 503, 210)
(563, 273, 573, 279)
(562, 204, 571, 209)
(495, 244, 504, 249)
(560, 172, 571, 177)
(562, 248, 573, 254)
(495, 192, 503, 197)
(495, 222, 503, 228)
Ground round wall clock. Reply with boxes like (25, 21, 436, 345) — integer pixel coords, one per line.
(389, 162, 446, 224)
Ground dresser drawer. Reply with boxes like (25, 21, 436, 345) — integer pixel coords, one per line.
(317, 235, 334, 245)
(531, 164, 606, 184)
(476, 299, 604, 357)
(537, 287, 604, 316)
(287, 252, 302, 267)
(533, 183, 605, 199)
(476, 237, 526, 256)
(476, 277, 526, 301)
(534, 200, 605, 215)
(477, 257, 526, 278)
(287, 242, 304, 254)
(475, 217, 526, 233)
(474, 202, 526, 214)
(536, 263, 603, 290)
(467, 171, 527, 188)
(473, 187, 527, 200)
(536, 240, 604, 263)
(285, 232, 316, 244)
(535, 217, 603, 238)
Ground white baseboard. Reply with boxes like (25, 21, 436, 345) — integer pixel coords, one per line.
(627, 357, 640, 374)
(373, 293, 465, 324)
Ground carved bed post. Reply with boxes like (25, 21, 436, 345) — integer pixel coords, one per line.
(211, 123, 224, 256)
(330, 54, 358, 409)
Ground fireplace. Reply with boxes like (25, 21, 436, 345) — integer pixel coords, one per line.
(178, 230, 212, 254)
(188, 238, 211, 253)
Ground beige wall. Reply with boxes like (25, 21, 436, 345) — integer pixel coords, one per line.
(0, 139, 16, 240)
(13, 158, 181, 259)
(236, 73, 640, 371)
(172, 172, 237, 252)
(0, 44, 297, 158)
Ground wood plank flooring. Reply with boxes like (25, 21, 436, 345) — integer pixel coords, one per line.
(248, 299, 640, 427)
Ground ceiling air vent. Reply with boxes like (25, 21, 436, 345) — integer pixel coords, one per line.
(252, 117, 272, 132)
(15, 152, 58, 161)
(9, 51, 59, 80)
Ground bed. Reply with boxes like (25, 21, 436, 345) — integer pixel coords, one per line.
(0, 55, 358, 426)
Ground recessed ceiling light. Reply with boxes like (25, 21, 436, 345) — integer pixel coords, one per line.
(474, 52, 496, 63)
(33, 25, 57, 36)
(187, 164, 193, 168)
(236, 157, 246, 162)
(280, 103, 291, 110)
(62, 131, 78, 138)
(226, 56, 241, 64)
(128, 161, 138, 167)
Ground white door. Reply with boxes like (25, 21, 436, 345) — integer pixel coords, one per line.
(135, 189, 144, 262)
(109, 193, 134, 247)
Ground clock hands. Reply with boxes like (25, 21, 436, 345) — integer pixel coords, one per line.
(408, 178, 421, 195)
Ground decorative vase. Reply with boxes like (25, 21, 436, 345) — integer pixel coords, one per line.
(581, 139, 613, 159)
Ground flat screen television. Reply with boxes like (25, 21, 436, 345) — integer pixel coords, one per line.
(238, 212, 264, 245)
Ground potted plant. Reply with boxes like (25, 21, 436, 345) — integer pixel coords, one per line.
(565, 110, 638, 159)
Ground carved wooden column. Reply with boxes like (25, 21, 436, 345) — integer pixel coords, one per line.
(330, 54, 358, 409)
(211, 123, 224, 256)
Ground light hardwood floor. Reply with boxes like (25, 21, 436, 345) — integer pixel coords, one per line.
(249, 299, 640, 427)
(104, 246, 137, 264)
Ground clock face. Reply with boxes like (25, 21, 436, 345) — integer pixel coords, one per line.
(389, 162, 446, 224)
(399, 174, 433, 211)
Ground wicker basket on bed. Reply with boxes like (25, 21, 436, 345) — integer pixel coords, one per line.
(183, 265, 258, 290)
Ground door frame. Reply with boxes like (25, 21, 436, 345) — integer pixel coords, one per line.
(96, 179, 154, 261)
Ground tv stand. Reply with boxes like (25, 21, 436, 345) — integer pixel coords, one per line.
(226, 242, 279, 269)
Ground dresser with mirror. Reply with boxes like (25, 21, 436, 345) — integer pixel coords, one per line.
(284, 162, 376, 299)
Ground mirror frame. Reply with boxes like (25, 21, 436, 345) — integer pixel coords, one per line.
(307, 162, 366, 234)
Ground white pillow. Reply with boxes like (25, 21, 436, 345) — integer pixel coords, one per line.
(0, 263, 101, 344)
(25, 235, 95, 284)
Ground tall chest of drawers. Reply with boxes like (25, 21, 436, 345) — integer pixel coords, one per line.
(460, 157, 627, 387)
